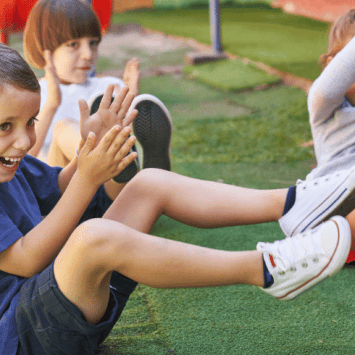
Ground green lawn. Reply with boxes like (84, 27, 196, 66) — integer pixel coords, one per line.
(184, 59, 281, 91)
(113, 4, 330, 80)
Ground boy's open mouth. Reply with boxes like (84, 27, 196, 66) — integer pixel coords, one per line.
(0, 157, 21, 168)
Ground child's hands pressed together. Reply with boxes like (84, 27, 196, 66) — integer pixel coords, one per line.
(79, 85, 138, 146)
(43, 50, 61, 109)
(76, 125, 137, 187)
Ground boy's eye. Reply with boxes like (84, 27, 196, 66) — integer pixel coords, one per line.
(27, 117, 38, 127)
(0, 123, 11, 131)
(90, 40, 100, 48)
(67, 41, 78, 48)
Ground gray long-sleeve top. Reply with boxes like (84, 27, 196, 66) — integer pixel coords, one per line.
(307, 35, 355, 179)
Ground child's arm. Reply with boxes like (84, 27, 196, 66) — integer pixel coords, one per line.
(122, 57, 140, 97)
(308, 36, 355, 125)
(28, 50, 61, 157)
(0, 126, 137, 278)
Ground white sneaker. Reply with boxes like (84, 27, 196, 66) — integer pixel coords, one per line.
(258, 216, 351, 300)
(279, 168, 355, 238)
(130, 94, 172, 171)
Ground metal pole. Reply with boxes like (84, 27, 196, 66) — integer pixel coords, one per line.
(209, 0, 222, 54)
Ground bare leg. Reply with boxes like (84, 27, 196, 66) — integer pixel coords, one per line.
(54, 169, 285, 324)
(47, 118, 81, 167)
(103, 169, 288, 233)
(54, 219, 264, 324)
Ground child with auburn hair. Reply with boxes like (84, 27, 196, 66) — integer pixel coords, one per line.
(23, 0, 172, 185)
(0, 43, 352, 355)
(300, 9, 355, 263)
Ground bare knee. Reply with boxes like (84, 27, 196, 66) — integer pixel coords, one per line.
(68, 219, 135, 268)
(124, 168, 172, 198)
(53, 118, 78, 136)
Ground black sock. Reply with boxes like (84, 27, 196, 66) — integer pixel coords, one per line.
(282, 186, 296, 216)
(263, 257, 274, 288)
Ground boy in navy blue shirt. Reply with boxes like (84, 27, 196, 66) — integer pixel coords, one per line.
(0, 44, 351, 355)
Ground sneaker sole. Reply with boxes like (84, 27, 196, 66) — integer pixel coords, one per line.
(279, 216, 351, 300)
(290, 169, 355, 237)
(131, 94, 172, 171)
(90, 95, 138, 184)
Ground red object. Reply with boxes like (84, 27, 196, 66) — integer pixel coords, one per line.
(0, 0, 112, 45)
(346, 250, 355, 264)
(272, 0, 353, 22)
(92, 0, 112, 34)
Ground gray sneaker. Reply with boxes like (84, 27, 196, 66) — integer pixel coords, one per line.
(279, 168, 355, 238)
(258, 216, 351, 300)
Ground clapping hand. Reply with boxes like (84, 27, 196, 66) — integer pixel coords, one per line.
(79, 85, 138, 146)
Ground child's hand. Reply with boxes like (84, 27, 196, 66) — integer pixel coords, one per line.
(77, 125, 137, 187)
(43, 50, 61, 109)
(123, 57, 140, 97)
(79, 85, 138, 146)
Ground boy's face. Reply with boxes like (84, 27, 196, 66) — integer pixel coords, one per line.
(0, 85, 39, 183)
(53, 36, 100, 85)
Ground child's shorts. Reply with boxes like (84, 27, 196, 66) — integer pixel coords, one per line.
(16, 262, 137, 355)
(78, 185, 114, 224)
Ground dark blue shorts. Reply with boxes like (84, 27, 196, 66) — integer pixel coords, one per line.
(15, 185, 138, 354)
(78, 185, 114, 225)
(16, 263, 137, 355)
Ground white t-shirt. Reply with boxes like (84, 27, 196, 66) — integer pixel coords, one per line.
(39, 76, 125, 152)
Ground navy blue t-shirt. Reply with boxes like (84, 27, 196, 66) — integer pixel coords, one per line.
(0, 156, 62, 355)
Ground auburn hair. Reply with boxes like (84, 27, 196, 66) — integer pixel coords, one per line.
(24, 0, 102, 69)
(319, 9, 355, 69)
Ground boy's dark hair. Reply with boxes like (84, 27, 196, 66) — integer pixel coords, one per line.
(0, 44, 40, 93)
(24, 0, 102, 69)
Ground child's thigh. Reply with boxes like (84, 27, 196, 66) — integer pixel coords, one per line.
(15, 262, 137, 355)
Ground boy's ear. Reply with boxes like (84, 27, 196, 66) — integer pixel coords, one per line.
(326, 55, 334, 67)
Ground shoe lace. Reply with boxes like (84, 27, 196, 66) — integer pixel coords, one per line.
(257, 229, 321, 272)
(296, 171, 342, 190)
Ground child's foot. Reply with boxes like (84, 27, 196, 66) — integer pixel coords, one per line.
(130, 94, 172, 171)
(258, 216, 351, 300)
(89, 94, 139, 184)
(279, 168, 355, 237)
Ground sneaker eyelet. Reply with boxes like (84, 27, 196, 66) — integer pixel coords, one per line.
(302, 186, 307, 191)
(290, 267, 297, 272)
(325, 178, 329, 182)
(313, 182, 319, 186)
(278, 271, 285, 276)
(313, 257, 319, 263)
(302, 263, 308, 268)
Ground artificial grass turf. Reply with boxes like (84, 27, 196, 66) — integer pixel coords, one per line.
(184, 59, 281, 91)
(112, 4, 330, 81)
(139, 75, 314, 165)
